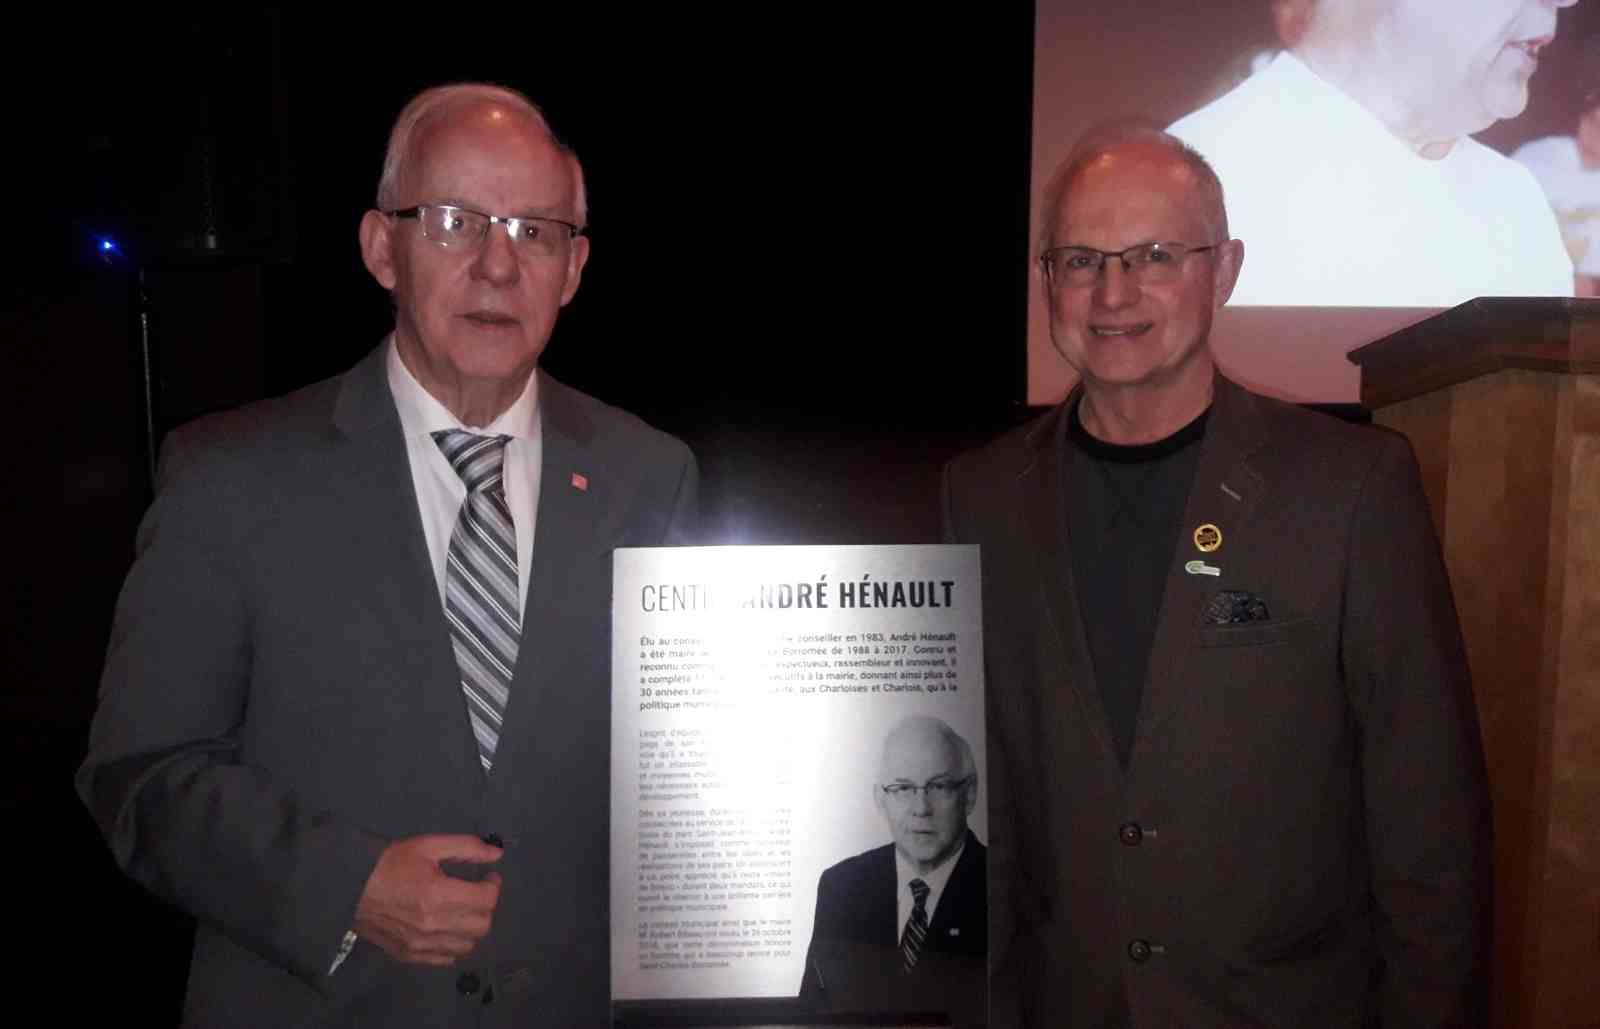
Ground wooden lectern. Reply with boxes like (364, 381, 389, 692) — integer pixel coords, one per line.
(1349, 298, 1599, 1029)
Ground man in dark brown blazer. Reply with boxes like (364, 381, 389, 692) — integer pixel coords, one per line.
(942, 125, 1490, 1028)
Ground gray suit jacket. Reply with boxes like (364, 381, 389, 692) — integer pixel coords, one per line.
(78, 344, 697, 1027)
(942, 377, 1490, 1028)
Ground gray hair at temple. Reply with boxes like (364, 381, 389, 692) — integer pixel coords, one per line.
(376, 82, 588, 227)
(1038, 120, 1230, 253)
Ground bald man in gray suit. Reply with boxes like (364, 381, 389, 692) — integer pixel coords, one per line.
(78, 83, 696, 1027)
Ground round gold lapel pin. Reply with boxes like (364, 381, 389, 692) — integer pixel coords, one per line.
(1194, 523, 1222, 553)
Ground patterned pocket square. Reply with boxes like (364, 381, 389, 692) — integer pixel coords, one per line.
(1204, 590, 1271, 625)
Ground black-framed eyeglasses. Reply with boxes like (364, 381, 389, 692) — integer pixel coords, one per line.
(387, 203, 582, 258)
(1041, 241, 1219, 288)
(880, 776, 974, 803)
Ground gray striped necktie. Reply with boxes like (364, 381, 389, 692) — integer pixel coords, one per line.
(901, 877, 930, 972)
(433, 430, 521, 773)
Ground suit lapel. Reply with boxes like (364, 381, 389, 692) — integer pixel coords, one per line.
(330, 345, 485, 799)
(926, 832, 983, 947)
(871, 845, 902, 947)
(1133, 378, 1275, 756)
(1020, 396, 1123, 773)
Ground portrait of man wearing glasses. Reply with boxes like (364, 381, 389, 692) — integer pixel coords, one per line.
(799, 715, 987, 1025)
(78, 82, 697, 1027)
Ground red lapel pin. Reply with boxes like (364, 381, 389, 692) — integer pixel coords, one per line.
(571, 472, 589, 492)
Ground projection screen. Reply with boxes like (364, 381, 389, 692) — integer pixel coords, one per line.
(1027, 0, 1599, 404)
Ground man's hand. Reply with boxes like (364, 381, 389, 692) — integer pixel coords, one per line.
(353, 834, 504, 966)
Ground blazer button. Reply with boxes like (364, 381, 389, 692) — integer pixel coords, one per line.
(1127, 939, 1152, 963)
(456, 971, 481, 996)
(1118, 822, 1143, 846)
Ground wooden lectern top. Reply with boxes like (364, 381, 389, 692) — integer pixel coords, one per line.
(1348, 297, 1600, 409)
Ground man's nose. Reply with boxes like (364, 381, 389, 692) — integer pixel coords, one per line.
(1094, 257, 1140, 309)
(470, 225, 521, 284)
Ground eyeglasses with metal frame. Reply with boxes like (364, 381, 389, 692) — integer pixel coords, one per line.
(386, 203, 583, 257)
(880, 776, 975, 803)
(1041, 241, 1219, 288)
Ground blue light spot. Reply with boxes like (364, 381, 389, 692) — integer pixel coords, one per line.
(94, 235, 126, 264)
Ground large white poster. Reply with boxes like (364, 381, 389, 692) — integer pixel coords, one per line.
(611, 544, 985, 1018)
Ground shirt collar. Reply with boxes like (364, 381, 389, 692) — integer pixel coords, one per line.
(1273, 50, 1459, 166)
(895, 833, 967, 897)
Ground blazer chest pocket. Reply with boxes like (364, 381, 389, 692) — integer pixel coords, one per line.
(1197, 616, 1314, 648)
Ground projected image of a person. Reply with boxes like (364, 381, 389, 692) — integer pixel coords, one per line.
(1171, 0, 1579, 307)
(1514, 39, 1600, 296)
(799, 716, 986, 1024)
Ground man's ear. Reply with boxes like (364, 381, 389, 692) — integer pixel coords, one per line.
(1212, 238, 1244, 309)
(960, 777, 979, 819)
(559, 234, 591, 307)
(359, 209, 398, 290)
(1037, 255, 1057, 318)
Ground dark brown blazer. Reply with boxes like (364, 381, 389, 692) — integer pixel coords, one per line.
(78, 344, 698, 1027)
(942, 377, 1489, 1028)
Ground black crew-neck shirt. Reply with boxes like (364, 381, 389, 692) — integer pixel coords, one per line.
(1062, 399, 1209, 767)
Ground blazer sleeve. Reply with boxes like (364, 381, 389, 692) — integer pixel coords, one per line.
(1341, 434, 1492, 1027)
(75, 425, 388, 996)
